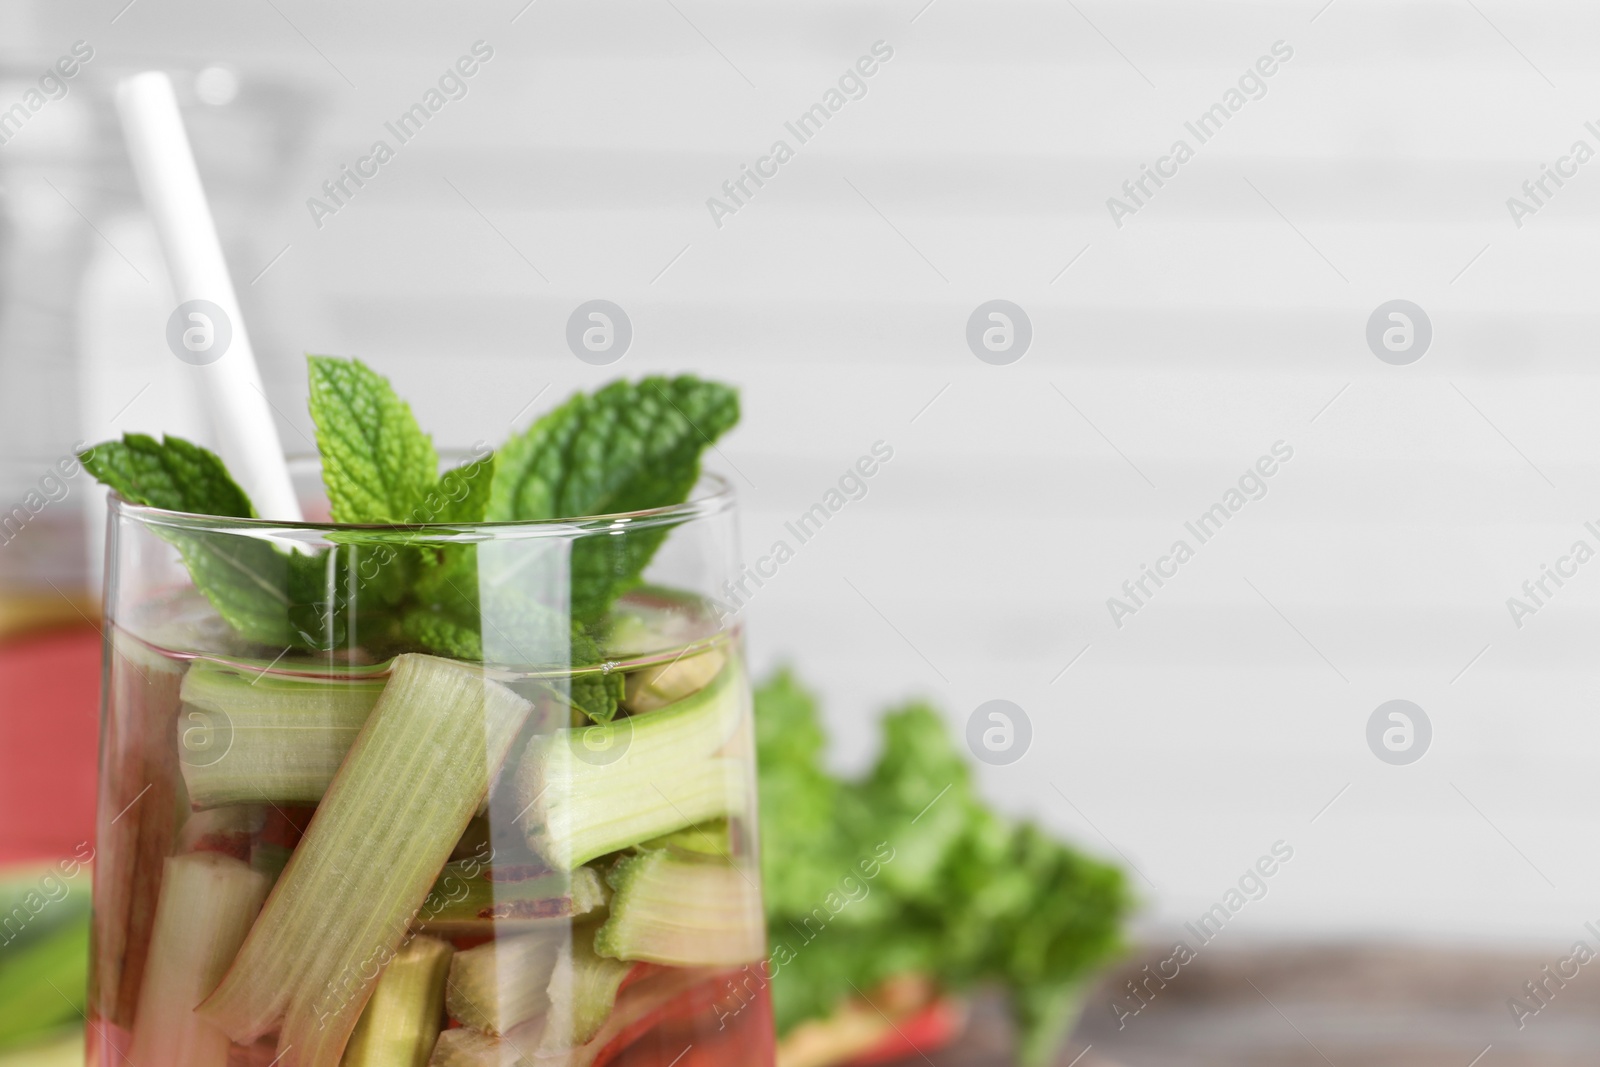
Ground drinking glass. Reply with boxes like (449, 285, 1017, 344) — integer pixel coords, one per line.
(88, 461, 773, 1067)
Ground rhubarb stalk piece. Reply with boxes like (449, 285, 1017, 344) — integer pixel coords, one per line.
(128, 852, 271, 1067)
(622, 646, 726, 714)
(417, 863, 609, 938)
(199, 655, 535, 1067)
(176, 804, 266, 859)
(177, 661, 384, 809)
(636, 819, 732, 858)
(342, 936, 454, 1067)
(595, 851, 764, 968)
(514, 662, 745, 869)
(445, 932, 560, 1036)
(429, 967, 704, 1067)
(92, 638, 188, 1028)
(538, 926, 633, 1052)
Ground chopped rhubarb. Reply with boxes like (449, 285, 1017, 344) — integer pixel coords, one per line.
(198, 655, 535, 1067)
(128, 852, 271, 1067)
(595, 851, 764, 968)
(342, 935, 454, 1067)
(92, 638, 187, 1028)
(417, 863, 609, 938)
(428, 967, 704, 1067)
(176, 660, 384, 809)
(176, 804, 266, 860)
(634, 819, 731, 858)
(539, 925, 632, 1052)
(427, 1024, 520, 1067)
(445, 932, 559, 1036)
(584, 970, 724, 1067)
(622, 647, 726, 714)
(514, 662, 746, 869)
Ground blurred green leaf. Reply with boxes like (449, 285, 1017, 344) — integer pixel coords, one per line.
(0, 909, 88, 1053)
(754, 672, 1133, 1065)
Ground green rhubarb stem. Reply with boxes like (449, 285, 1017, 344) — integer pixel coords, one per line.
(514, 660, 746, 869)
(341, 936, 454, 1067)
(199, 654, 535, 1067)
(177, 661, 384, 809)
(622, 646, 726, 714)
(129, 852, 271, 1067)
(416, 863, 608, 938)
(636, 818, 732, 857)
(445, 933, 560, 1036)
(538, 925, 633, 1052)
(595, 850, 765, 968)
(537, 759, 745, 874)
(429, 967, 703, 1067)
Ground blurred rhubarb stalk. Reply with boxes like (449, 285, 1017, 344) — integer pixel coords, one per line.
(776, 975, 968, 1067)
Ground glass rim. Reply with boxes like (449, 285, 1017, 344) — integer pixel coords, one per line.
(109, 465, 736, 540)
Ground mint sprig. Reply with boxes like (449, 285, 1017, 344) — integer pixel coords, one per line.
(79, 359, 739, 725)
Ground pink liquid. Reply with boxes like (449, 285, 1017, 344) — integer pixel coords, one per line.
(88, 612, 773, 1067)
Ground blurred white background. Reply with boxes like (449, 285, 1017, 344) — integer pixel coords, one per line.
(3, 0, 1599, 952)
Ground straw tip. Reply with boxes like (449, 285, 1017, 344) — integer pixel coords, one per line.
(116, 70, 176, 108)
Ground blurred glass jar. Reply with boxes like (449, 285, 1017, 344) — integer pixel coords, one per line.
(0, 55, 323, 607)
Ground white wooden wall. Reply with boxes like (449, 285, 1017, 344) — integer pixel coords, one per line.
(4, 0, 1599, 946)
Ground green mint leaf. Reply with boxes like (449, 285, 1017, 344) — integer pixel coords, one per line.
(488, 376, 740, 621)
(567, 670, 625, 724)
(433, 454, 495, 523)
(78, 434, 255, 517)
(489, 376, 739, 519)
(397, 604, 483, 661)
(565, 624, 624, 723)
(176, 536, 299, 648)
(307, 355, 439, 524)
(341, 454, 495, 646)
(77, 435, 334, 649)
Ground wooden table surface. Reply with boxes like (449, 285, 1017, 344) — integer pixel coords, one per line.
(923, 943, 1600, 1067)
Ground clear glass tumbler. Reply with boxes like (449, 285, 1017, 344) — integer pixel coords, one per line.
(88, 464, 773, 1067)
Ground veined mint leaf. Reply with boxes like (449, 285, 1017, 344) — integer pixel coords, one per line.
(488, 376, 740, 621)
(78, 435, 255, 517)
(487, 393, 585, 521)
(490, 377, 738, 520)
(434, 454, 495, 524)
(307, 355, 439, 524)
(398, 604, 483, 662)
(77, 435, 338, 649)
(566, 624, 625, 723)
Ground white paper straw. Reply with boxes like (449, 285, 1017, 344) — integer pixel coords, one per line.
(114, 71, 303, 522)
